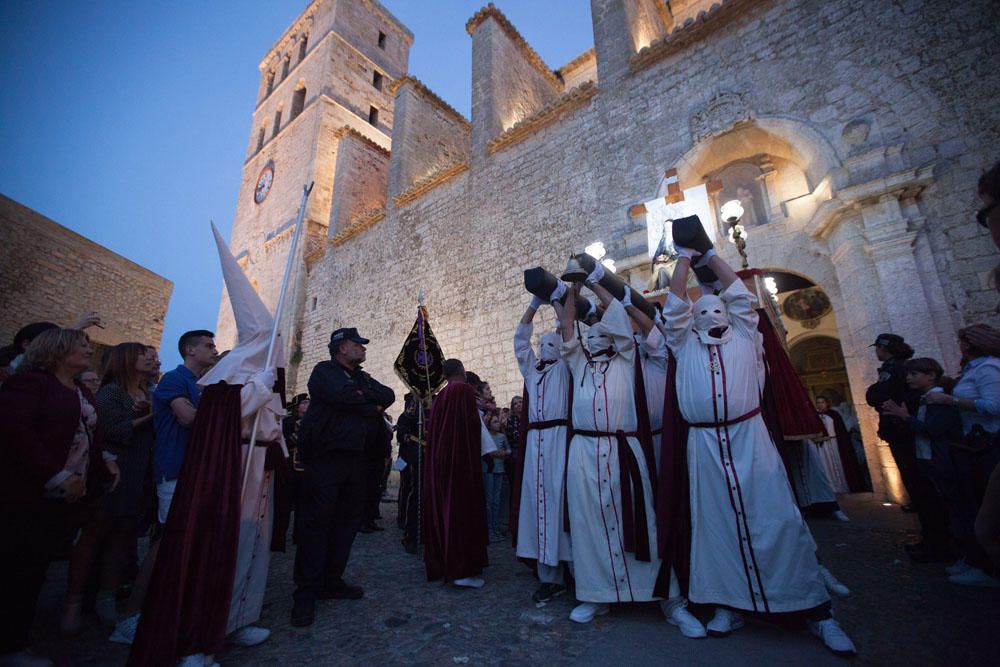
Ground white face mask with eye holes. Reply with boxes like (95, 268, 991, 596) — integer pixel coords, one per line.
(538, 331, 561, 362)
(692, 294, 732, 344)
(584, 322, 616, 358)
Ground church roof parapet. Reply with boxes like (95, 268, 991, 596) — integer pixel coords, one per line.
(466, 3, 562, 91)
(630, 0, 767, 72)
(556, 48, 596, 79)
(390, 75, 471, 128)
(332, 125, 391, 156)
(392, 160, 470, 208)
(329, 208, 386, 247)
(487, 81, 597, 154)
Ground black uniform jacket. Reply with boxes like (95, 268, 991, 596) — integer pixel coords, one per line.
(299, 360, 395, 455)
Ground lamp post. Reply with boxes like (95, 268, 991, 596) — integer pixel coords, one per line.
(721, 199, 749, 269)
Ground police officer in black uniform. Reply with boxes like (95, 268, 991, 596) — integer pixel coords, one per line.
(291, 327, 394, 627)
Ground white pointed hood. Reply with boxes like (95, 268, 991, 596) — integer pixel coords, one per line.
(199, 223, 285, 387)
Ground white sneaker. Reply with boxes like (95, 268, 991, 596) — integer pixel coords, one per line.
(706, 607, 743, 637)
(569, 602, 610, 623)
(949, 567, 1000, 588)
(177, 654, 207, 667)
(109, 613, 139, 645)
(809, 618, 857, 657)
(818, 565, 851, 597)
(453, 577, 485, 589)
(226, 625, 271, 647)
(663, 600, 706, 638)
(831, 510, 850, 522)
(94, 591, 118, 627)
(945, 559, 971, 576)
(0, 649, 54, 666)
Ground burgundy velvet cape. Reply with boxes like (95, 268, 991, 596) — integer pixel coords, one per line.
(820, 408, 871, 493)
(128, 382, 243, 666)
(422, 381, 489, 581)
(654, 308, 821, 597)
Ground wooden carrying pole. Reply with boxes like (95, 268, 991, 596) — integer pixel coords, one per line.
(242, 182, 314, 499)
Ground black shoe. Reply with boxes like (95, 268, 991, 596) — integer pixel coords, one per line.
(291, 601, 315, 627)
(903, 540, 925, 553)
(319, 581, 364, 600)
(532, 583, 567, 606)
(358, 524, 376, 534)
(402, 539, 418, 555)
(900, 504, 917, 514)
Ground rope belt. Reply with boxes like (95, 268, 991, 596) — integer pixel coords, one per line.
(526, 418, 569, 431)
(688, 406, 761, 429)
(572, 429, 652, 562)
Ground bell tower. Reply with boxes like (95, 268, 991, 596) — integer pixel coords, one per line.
(217, 0, 412, 372)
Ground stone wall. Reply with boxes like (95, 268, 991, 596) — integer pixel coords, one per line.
(329, 128, 390, 234)
(289, 0, 1000, 501)
(0, 195, 173, 352)
(388, 78, 471, 198)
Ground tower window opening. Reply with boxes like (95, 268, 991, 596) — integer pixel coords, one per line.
(298, 35, 308, 62)
(372, 71, 383, 91)
(256, 127, 265, 151)
(311, 296, 317, 311)
(265, 71, 275, 96)
(282, 55, 291, 80)
(377, 31, 386, 49)
(273, 108, 282, 137)
(368, 106, 379, 127)
(292, 87, 306, 119)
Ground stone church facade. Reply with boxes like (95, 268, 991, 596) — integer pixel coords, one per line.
(219, 0, 1000, 500)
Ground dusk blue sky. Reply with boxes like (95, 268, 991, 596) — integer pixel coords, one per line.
(0, 1, 594, 367)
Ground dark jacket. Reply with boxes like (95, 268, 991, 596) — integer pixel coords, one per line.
(907, 401, 964, 460)
(866, 358, 916, 442)
(299, 360, 394, 456)
(0, 370, 109, 504)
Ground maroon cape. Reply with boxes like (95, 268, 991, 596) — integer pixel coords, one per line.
(128, 382, 243, 666)
(422, 381, 489, 581)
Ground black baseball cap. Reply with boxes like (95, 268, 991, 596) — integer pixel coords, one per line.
(330, 327, 369, 345)
(870, 333, 904, 348)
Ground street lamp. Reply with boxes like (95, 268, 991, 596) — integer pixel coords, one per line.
(721, 199, 749, 269)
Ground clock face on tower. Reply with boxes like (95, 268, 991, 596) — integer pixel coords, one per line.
(254, 164, 274, 204)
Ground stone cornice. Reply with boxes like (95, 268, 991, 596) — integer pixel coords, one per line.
(809, 164, 936, 240)
(630, 0, 767, 72)
(466, 4, 562, 90)
(556, 48, 596, 78)
(393, 161, 469, 207)
(332, 125, 391, 157)
(487, 81, 597, 154)
(329, 208, 386, 247)
(390, 75, 471, 128)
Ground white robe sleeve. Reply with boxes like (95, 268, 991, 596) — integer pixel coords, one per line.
(602, 299, 635, 362)
(514, 322, 536, 380)
(481, 418, 497, 455)
(240, 374, 274, 419)
(719, 280, 760, 340)
(663, 292, 693, 354)
(642, 326, 667, 371)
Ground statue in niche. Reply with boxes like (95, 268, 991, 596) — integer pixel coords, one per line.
(713, 161, 769, 232)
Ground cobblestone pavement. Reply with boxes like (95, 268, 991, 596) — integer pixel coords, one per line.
(30, 489, 1000, 666)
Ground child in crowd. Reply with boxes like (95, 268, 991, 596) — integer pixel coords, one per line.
(483, 414, 510, 543)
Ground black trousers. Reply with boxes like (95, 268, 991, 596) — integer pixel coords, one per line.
(293, 450, 365, 605)
(361, 450, 385, 525)
(888, 436, 950, 547)
(0, 500, 76, 653)
(399, 453, 423, 544)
